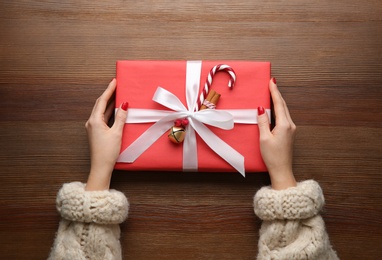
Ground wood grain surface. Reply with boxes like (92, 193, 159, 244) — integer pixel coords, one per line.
(1, 0, 381, 259)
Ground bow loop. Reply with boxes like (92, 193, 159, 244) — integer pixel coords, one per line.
(153, 87, 188, 112)
(191, 109, 234, 130)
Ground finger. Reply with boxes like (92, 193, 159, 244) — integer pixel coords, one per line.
(272, 79, 296, 127)
(112, 102, 128, 133)
(280, 94, 296, 127)
(93, 78, 117, 116)
(257, 106, 271, 139)
(269, 78, 289, 125)
(104, 99, 116, 123)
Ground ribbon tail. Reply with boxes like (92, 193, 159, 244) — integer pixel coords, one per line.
(190, 120, 246, 177)
(182, 124, 198, 171)
(117, 122, 173, 163)
(118, 113, 186, 163)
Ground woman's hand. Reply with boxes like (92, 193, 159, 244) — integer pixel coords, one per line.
(257, 78, 297, 190)
(85, 78, 128, 191)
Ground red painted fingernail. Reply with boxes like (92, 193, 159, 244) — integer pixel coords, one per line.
(258, 106, 265, 115)
(271, 77, 277, 84)
(121, 102, 129, 111)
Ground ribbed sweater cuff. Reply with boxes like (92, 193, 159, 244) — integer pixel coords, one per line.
(56, 182, 129, 224)
(254, 180, 324, 220)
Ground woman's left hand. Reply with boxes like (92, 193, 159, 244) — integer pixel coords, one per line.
(85, 78, 128, 191)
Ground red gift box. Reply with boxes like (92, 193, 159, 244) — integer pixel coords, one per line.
(115, 60, 271, 176)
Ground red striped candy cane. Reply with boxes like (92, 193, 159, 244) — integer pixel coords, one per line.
(196, 64, 236, 111)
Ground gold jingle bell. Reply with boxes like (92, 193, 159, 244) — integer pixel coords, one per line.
(168, 126, 186, 144)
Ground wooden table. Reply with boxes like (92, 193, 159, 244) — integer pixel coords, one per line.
(1, 1, 381, 259)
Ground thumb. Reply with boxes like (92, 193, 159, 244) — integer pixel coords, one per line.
(112, 102, 128, 133)
(257, 106, 271, 138)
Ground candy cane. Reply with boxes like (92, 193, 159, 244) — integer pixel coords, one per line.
(196, 64, 236, 111)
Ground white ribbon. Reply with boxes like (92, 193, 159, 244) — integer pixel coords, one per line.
(117, 61, 271, 177)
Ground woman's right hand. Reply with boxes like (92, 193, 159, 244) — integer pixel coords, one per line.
(257, 78, 297, 190)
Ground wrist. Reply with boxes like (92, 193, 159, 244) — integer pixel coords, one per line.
(85, 165, 114, 191)
(269, 169, 296, 190)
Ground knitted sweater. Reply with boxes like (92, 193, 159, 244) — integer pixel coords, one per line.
(49, 180, 338, 259)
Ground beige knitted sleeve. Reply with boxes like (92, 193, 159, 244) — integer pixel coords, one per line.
(49, 182, 129, 260)
(253, 180, 339, 260)
(56, 182, 129, 224)
(254, 180, 325, 221)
